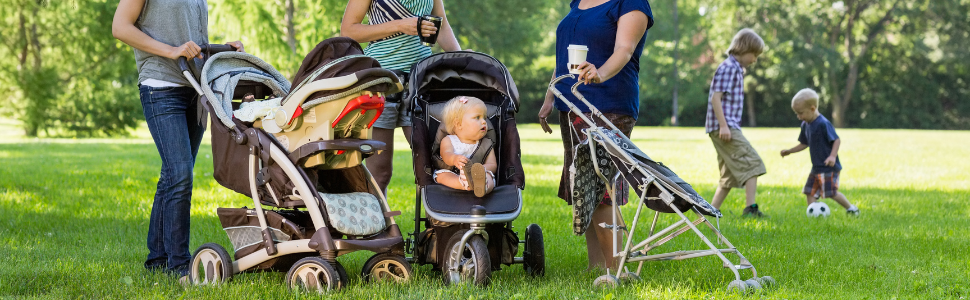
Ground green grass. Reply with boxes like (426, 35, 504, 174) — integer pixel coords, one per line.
(1, 121, 969, 299)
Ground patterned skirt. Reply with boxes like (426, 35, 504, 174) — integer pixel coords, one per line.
(557, 111, 637, 206)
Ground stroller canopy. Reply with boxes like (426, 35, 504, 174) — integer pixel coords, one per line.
(408, 52, 519, 111)
(201, 52, 291, 129)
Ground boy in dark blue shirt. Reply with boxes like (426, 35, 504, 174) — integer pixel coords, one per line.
(780, 88, 860, 215)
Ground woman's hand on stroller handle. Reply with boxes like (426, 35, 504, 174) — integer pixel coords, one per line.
(171, 41, 202, 61)
(226, 41, 245, 53)
(176, 42, 245, 72)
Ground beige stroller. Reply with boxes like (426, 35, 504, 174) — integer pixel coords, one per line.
(178, 38, 413, 293)
(548, 74, 776, 292)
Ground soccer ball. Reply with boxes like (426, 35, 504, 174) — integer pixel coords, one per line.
(806, 202, 831, 217)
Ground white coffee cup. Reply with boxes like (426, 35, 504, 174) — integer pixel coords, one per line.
(567, 44, 589, 75)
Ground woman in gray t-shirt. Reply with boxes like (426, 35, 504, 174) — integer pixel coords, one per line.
(112, 0, 243, 280)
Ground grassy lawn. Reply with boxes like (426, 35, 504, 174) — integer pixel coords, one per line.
(1, 120, 968, 299)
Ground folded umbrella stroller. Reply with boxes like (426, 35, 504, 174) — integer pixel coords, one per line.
(549, 74, 775, 292)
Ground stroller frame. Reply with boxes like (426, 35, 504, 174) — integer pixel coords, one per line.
(549, 74, 773, 291)
(403, 51, 544, 286)
(177, 45, 412, 292)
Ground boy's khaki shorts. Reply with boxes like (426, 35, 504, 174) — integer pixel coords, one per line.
(709, 128, 767, 188)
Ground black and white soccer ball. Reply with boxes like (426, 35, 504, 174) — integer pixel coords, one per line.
(806, 202, 831, 217)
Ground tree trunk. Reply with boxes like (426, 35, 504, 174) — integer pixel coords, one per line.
(829, 0, 898, 128)
(284, 0, 296, 54)
(670, 0, 679, 126)
(30, 2, 41, 70)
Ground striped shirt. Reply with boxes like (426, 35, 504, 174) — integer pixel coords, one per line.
(704, 55, 745, 133)
(364, 0, 434, 72)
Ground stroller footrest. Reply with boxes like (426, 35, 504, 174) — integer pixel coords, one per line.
(334, 236, 402, 254)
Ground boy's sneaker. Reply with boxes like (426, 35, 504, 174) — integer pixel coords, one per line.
(846, 206, 860, 216)
(741, 204, 764, 217)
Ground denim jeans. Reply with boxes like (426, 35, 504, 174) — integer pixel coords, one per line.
(139, 85, 205, 276)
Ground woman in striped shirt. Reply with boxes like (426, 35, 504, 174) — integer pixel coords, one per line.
(341, 0, 465, 193)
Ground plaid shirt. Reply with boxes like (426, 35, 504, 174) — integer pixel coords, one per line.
(705, 55, 745, 133)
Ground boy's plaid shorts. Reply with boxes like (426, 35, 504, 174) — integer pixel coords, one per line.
(803, 171, 840, 198)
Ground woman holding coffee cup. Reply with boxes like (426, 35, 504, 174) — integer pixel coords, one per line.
(537, 0, 654, 271)
(340, 0, 465, 193)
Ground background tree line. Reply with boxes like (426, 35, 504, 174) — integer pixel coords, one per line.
(1, 0, 967, 137)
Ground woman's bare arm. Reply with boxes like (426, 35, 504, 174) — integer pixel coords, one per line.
(576, 11, 649, 84)
(340, 0, 438, 43)
(112, 0, 200, 60)
(430, 0, 461, 51)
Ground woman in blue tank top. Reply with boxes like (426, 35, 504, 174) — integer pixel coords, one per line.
(537, 0, 653, 271)
(340, 0, 465, 193)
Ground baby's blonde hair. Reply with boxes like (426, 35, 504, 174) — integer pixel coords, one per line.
(441, 96, 486, 135)
(727, 28, 765, 56)
(792, 88, 819, 108)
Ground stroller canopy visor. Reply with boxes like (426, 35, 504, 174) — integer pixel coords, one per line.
(408, 52, 519, 111)
(201, 52, 291, 129)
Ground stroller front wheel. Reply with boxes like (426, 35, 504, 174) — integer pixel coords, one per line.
(443, 230, 491, 286)
(189, 243, 233, 285)
(286, 257, 341, 293)
(362, 253, 414, 283)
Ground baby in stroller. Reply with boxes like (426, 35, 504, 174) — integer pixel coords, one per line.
(434, 96, 496, 197)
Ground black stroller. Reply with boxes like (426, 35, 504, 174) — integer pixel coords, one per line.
(177, 38, 414, 293)
(405, 52, 545, 285)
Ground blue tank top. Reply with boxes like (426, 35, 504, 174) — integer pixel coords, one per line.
(553, 0, 653, 119)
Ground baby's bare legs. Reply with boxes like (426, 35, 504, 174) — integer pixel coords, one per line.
(436, 172, 469, 191)
(806, 194, 817, 206)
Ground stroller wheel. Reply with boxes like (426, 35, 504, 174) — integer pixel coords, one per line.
(592, 274, 619, 289)
(189, 243, 233, 285)
(362, 253, 414, 283)
(617, 272, 641, 283)
(744, 278, 763, 290)
(443, 230, 491, 286)
(332, 261, 350, 289)
(756, 276, 776, 289)
(523, 224, 545, 277)
(727, 279, 750, 293)
(286, 257, 341, 293)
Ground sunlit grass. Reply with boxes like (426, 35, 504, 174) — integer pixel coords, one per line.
(1, 121, 968, 299)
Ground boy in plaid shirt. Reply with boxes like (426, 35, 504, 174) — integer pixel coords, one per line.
(781, 88, 860, 215)
(705, 28, 767, 217)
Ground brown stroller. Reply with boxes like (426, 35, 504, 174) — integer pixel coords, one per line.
(178, 38, 413, 293)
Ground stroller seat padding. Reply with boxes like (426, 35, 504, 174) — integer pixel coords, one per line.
(424, 185, 519, 215)
(318, 192, 386, 236)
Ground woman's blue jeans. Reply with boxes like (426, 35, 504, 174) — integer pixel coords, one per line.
(139, 85, 205, 276)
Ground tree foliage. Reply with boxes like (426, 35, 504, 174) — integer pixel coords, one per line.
(0, 0, 141, 137)
(0, 0, 967, 136)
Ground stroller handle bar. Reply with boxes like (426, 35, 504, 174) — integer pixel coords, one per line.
(547, 74, 628, 139)
(177, 44, 239, 96)
(177, 44, 238, 73)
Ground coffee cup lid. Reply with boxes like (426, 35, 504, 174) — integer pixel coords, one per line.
(568, 44, 588, 51)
